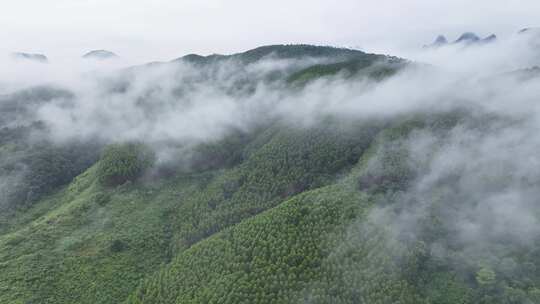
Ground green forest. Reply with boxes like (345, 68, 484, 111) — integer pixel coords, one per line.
(1, 44, 540, 304)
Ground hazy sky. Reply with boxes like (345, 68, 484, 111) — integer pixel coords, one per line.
(2, 0, 539, 63)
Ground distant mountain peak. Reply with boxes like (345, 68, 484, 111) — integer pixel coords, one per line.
(82, 50, 118, 60)
(11, 52, 48, 63)
(424, 32, 497, 49)
(454, 32, 481, 44)
(480, 34, 497, 43)
(519, 28, 535, 33)
(519, 27, 540, 35)
(434, 35, 448, 44)
(424, 35, 448, 48)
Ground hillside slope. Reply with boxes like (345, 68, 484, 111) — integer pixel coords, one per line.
(1, 44, 540, 304)
(0, 118, 382, 303)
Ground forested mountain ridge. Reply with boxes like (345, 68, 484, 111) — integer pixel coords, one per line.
(1, 44, 540, 303)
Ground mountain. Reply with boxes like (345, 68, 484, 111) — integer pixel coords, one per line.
(124, 44, 405, 89)
(480, 34, 497, 43)
(454, 32, 481, 44)
(423, 35, 448, 48)
(82, 50, 118, 60)
(11, 52, 48, 63)
(424, 32, 497, 49)
(433, 35, 448, 44)
(1, 44, 540, 304)
(174, 44, 376, 65)
(519, 27, 540, 34)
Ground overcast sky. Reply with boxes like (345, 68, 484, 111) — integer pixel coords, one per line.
(2, 0, 539, 63)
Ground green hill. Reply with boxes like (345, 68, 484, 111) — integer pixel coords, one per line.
(175, 44, 372, 65)
(0, 118, 382, 303)
(1, 44, 539, 304)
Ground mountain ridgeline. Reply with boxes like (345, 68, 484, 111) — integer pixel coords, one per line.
(0, 44, 540, 304)
(424, 32, 497, 48)
(11, 52, 49, 63)
(82, 50, 119, 60)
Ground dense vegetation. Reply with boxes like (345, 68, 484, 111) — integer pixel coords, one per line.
(97, 143, 155, 187)
(1, 44, 539, 304)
